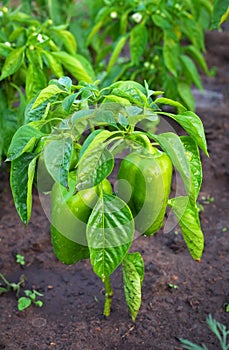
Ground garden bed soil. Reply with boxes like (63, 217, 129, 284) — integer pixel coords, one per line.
(0, 28, 229, 350)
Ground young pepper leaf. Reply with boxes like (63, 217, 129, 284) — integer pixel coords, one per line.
(122, 252, 144, 321)
(31, 84, 65, 110)
(168, 196, 204, 261)
(87, 193, 134, 280)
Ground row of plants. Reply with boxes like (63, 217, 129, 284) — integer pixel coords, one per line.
(0, 0, 228, 321)
(1, 0, 228, 163)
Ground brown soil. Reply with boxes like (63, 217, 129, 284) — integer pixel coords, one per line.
(0, 29, 229, 350)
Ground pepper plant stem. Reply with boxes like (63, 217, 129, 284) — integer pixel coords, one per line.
(103, 276, 113, 317)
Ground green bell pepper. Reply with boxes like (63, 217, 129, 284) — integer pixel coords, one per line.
(51, 176, 112, 264)
(118, 148, 172, 236)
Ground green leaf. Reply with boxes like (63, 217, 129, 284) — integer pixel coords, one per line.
(158, 111, 208, 156)
(79, 129, 103, 159)
(44, 137, 73, 188)
(52, 29, 77, 55)
(7, 125, 44, 161)
(130, 24, 148, 65)
(0, 46, 25, 81)
(31, 84, 65, 110)
(42, 50, 64, 78)
(211, 0, 229, 28)
(62, 93, 77, 113)
(154, 97, 186, 111)
(168, 196, 204, 261)
(163, 32, 179, 77)
(25, 64, 47, 102)
(27, 155, 38, 222)
(18, 297, 31, 311)
(107, 35, 129, 73)
(58, 76, 72, 90)
(179, 338, 208, 350)
(10, 153, 38, 224)
(177, 82, 195, 111)
(180, 55, 203, 90)
(124, 252, 144, 286)
(77, 130, 116, 190)
(87, 193, 134, 279)
(122, 252, 144, 321)
(79, 129, 112, 164)
(25, 98, 50, 124)
(150, 132, 192, 198)
(185, 45, 209, 74)
(181, 136, 202, 200)
(52, 52, 95, 83)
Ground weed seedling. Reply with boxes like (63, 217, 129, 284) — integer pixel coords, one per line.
(168, 283, 179, 289)
(16, 254, 25, 266)
(18, 290, 43, 311)
(0, 273, 25, 297)
(0, 273, 43, 310)
(179, 314, 229, 350)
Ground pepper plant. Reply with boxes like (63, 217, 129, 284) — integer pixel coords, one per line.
(0, 2, 94, 162)
(8, 77, 208, 320)
(72, 0, 213, 109)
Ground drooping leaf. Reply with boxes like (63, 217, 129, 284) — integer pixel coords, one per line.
(87, 193, 134, 279)
(130, 24, 148, 65)
(42, 50, 64, 78)
(181, 136, 202, 200)
(150, 132, 192, 199)
(52, 29, 77, 55)
(10, 153, 38, 224)
(107, 35, 129, 73)
(52, 52, 95, 83)
(25, 63, 47, 102)
(122, 252, 144, 321)
(177, 82, 195, 111)
(180, 55, 203, 90)
(168, 196, 204, 261)
(7, 125, 44, 161)
(158, 111, 208, 156)
(163, 32, 179, 77)
(44, 136, 73, 188)
(185, 45, 209, 74)
(0, 46, 25, 81)
(124, 252, 144, 285)
(27, 155, 38, 222)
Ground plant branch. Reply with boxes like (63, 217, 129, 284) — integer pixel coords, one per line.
(103, 276, 113, 317)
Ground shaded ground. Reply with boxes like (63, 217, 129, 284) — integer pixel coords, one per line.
(0, 28, 228, 349)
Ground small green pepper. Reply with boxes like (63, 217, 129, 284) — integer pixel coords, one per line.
(118, 148, 172, 236)
(51, 176, 112, 264)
